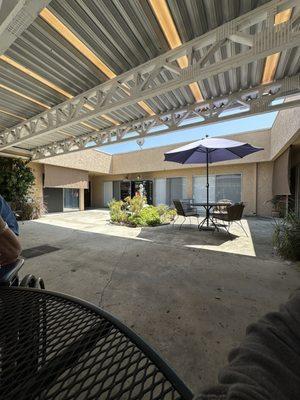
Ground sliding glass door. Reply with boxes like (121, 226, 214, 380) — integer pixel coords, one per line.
(193, 174, 241, 205)
(215, 174, 241, 203)
(63, 188, 79, 211)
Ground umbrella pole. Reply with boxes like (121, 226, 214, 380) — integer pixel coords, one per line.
(206, 148, 209, 227)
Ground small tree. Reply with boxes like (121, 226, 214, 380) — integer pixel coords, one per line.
(0, 157, 35, 203)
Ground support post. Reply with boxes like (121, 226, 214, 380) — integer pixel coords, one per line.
(206, 149, 209, 227)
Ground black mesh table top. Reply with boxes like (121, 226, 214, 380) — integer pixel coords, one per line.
(0, 287, 193, 400)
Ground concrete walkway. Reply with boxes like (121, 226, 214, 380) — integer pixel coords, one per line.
(20, 210, 300, 395)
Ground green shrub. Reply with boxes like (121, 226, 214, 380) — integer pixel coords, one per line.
(273, 212, 300, 261)
(0, 157, 35, 203)
(139, 206, 161, 226)
(108, 195, 176, 227)
(124, 195, 145, 216)
(108, 199, 128, 223)
(156, 204, 169, 216)
(127, 215, 144, 227)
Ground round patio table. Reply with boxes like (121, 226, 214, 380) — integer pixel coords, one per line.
(0, 287, 193, 400)
(192, 202, 229, 231)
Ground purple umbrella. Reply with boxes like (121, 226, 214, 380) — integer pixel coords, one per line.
(164, 137, 263, 229)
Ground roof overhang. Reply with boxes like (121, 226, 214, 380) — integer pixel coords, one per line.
(0, 0, 299, 160)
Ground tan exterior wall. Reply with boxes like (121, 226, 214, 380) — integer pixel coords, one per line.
(79, 188, 85, 211)
(30, 129, 280, 216)
(44, 164, 88, 189)
(91, 162, 274, 216)
(111, 130, 271, 175)
(29, 162, 44, 201)
(38, 149, 112, 174)
(270, 104, 300, 159)
(257, 162, 274, 216)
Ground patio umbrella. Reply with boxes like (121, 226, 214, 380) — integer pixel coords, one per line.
(164, 137, 263, 229)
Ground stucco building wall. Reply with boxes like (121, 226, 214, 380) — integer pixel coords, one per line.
(270, 105, 300, 159)
(111, 130, 271, 175)
(29, 162, 44, 201)
(256, 162, 274, 216)
(29, 129, 278, 217)
(38, 149, 112, 174)
(91, 161, 274, 216)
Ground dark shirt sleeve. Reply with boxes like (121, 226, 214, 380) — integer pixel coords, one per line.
(0, 196, 19, 236)
(196, 289, 300, 400)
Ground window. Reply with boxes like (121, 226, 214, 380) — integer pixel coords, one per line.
(193, 174, 241, 204)
(63, 188, 79, 211)
(154, 178, 167, 205)
(215, 174, 241, 203)
(103, 182, 113, 206)
(166, 177, 187, 206)
(113, 181, 121, 200)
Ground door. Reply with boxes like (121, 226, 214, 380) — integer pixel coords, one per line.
(113, 181, 121, 200)
(120, 181, 131, 200)
(166, 177, 187, 206)
(154, 178, 167, 205)
(43, 188, 63, 213)
(63, 188, 79, 211)
(103, 181, 113, 206)
(193, 175, 216, 203)
(215, 174, 241, 203)
(84, 181, 91, 209)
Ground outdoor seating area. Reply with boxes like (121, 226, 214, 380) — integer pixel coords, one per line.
(173, 199, 247, 237)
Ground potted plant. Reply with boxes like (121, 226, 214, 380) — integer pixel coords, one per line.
(266, 196, 286, 218)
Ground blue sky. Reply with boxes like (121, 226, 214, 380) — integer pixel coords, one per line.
(96, 111, 277, 155)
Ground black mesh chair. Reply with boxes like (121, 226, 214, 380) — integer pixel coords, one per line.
(212, 203, 248, 237)
(212, 199, 233, 214)
(173, 199, 199, 229)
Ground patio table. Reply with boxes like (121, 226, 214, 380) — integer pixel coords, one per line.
(0, 286, 193, 400)
(192, 202, 229, 231)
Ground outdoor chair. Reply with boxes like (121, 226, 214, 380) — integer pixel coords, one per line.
(212, 202, 248, 237)
(212, 199, 233, 214)
(173, 199, 199, 229)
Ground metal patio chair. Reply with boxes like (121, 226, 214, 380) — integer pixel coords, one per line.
(212, 202, 248, 237)
(173, 199, 199, 229)
(212, 199, 233, 214)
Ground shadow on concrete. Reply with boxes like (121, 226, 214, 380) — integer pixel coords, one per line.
(20, 218, 299, 395)
(246, 216, 275, 260)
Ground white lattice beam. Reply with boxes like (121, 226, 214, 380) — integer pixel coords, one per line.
(31, 75, 300, 159)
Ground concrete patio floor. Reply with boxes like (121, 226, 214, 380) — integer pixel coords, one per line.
(20, 209, 300, 395)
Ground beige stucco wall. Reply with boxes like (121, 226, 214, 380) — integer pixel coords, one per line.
(29, 162, 44, 201)
(111, 130, 271, 175)
(257, 162, 274, 216)
(30, 128, 280, 215)
(270, 104, 300, 160)
(79, 188, 85, 211)
(38, 149, 112, 174)
(91, 161, 274, 216)
(44, 164, 88, 189)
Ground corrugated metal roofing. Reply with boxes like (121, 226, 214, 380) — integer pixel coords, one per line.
(0, 0, 299, 152)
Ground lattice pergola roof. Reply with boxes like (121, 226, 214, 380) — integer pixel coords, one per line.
(0, 0, 299, 159)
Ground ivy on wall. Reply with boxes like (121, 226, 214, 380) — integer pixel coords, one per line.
(0, 157, 35, 203)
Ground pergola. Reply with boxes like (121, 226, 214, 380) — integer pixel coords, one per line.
(0, 0, 299, 160)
